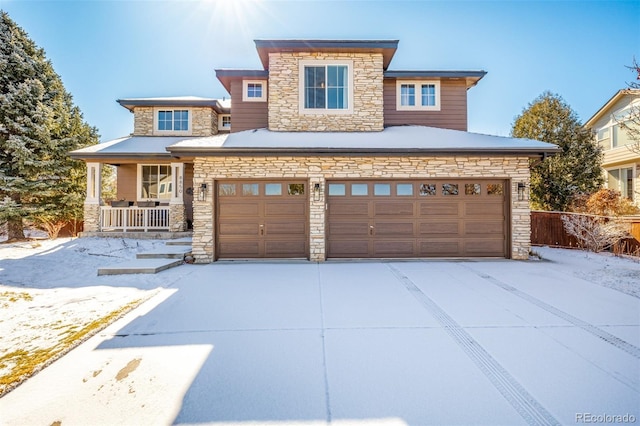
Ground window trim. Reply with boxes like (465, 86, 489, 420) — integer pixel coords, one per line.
(606, 165, 636, 201)
(298, 59, 354, 115)
(137, 164, 173, 201)
(395, 80, 441, 111)
(242, 80, 267, 102)
(218, 114, 231, 131)
(153, 107, 192, 136)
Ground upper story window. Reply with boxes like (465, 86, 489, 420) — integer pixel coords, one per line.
(155, 109, 190, 133)
(242, 80, 267, 102)
(299, 60, 353, 114)
(396, 80, 441, 111)
(594, 106, 637, 150)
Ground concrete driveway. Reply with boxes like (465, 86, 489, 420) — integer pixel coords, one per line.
(1, 248, 639, 425)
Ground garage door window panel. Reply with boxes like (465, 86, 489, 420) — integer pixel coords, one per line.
(419, 184, 437, 196)
(219, 183, 236, 196)
(396, 183, 413, 196)
(288, 184, 305, 196)
(351, 183, 368, 196)
(374, 183, 391, 196)
(328, 183, 346, 196)
(465, 184, 481, 195)
(487, 183, 504, 196)
(265, 183, 282, 196)
(442, 183, 459, 196)
(242, 184, 259, 196)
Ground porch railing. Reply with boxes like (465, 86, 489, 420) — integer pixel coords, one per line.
(100, 206, 170, 231)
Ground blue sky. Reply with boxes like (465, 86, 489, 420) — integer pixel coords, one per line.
(1, 0, 638, 142)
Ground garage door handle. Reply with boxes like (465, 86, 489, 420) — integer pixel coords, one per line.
(369, 225, 374, 236)
(260, 224, 264, 236)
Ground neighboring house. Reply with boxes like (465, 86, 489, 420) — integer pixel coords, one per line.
(584, 89, 640, 205)
(70, 39, 558, 262)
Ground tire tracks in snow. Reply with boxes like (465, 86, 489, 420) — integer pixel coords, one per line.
(387, 264, 560, 426)
(460, 264, 640, 360)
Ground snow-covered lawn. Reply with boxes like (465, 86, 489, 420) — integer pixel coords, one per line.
(0, 237, 638, 425)
(0, 237, 178, 395)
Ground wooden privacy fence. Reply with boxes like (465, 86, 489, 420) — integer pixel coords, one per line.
(531, 211, 640, 256)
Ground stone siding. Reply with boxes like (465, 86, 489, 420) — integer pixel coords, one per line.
(83, 202, 101, 232)
(268, 52, 384, 132)
(191, 156, 531, 263)
(132, 106, 217, 136)
(133, 107, 154, 136)
(169, 203, 187, 232)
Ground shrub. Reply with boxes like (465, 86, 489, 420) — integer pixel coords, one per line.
(585, 189, 639, 216)
(561, 214, 629, 253)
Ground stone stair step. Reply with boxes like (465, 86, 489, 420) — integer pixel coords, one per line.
(165, 237, 192, 246)
(136, 246, 191, 259)
(97, 258, 183, 276)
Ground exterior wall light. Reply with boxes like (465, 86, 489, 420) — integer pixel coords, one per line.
(198, 183, 208, 201)
(517, 182, 526, 201)
(313, 183, 321, 201)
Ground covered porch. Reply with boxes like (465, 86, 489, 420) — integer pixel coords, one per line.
(70, 135, 202, 236)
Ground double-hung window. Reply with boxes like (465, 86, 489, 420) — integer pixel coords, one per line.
(300, 60, 352, 113)
(157, 109, 189, 132)
(396, 80, 440, 111)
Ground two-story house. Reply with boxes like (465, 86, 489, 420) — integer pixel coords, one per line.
(70, 39, 558, 262)
(585, 89, 640, 205)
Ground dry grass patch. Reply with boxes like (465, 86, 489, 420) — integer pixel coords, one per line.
(0, 285, 152, 397)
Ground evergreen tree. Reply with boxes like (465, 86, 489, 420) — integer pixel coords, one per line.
(0, 11, 99, 240)
(511, 92, 603, 211)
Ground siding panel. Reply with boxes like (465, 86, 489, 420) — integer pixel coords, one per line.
(383, 79, 468, 131)
(230, 80, 269, 132)
(116, 164, 137, 201)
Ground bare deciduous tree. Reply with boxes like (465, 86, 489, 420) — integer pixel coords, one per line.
(615, 58, 640, 155)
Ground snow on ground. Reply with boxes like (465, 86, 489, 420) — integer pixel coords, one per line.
(0, 238, 638, 424)
(0, 236, 186, 395)
(533, 245, 640, 298)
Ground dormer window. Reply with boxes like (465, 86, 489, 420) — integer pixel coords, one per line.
(396, 80, 441, 111)
(155, 108, 191, 134)
(243, 80, 267, 102)
(299, 60, 353, 114)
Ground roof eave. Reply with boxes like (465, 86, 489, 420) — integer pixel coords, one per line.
(69, 152, 174, 161)
(166, 146, 560, 158)
(384, 70, 487, 89)
(215, 69, 269, 94)
(584, 89, 639, 128)
(254, 39, 400, 70)
(116, 99, 225, 113)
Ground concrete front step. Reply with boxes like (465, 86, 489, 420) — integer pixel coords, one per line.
(98, 258, 183, 276)
(165, 237, 192, 246)
(136, 246, 192, 259)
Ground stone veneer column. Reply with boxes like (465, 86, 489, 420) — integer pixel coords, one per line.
(191, 160, 214, 262)
(83, 203, 101, 232)
(83, 162, 102, 232)
(510, 171, 532, 260)
(308, 176, 325, 261)
(169, 162, 186, 232)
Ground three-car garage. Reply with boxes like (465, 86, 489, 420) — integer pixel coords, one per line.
(215, 179, 509, 260)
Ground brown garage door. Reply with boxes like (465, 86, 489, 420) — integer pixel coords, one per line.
(216, 181, 308, 259)
(327, 180, 508, 258)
